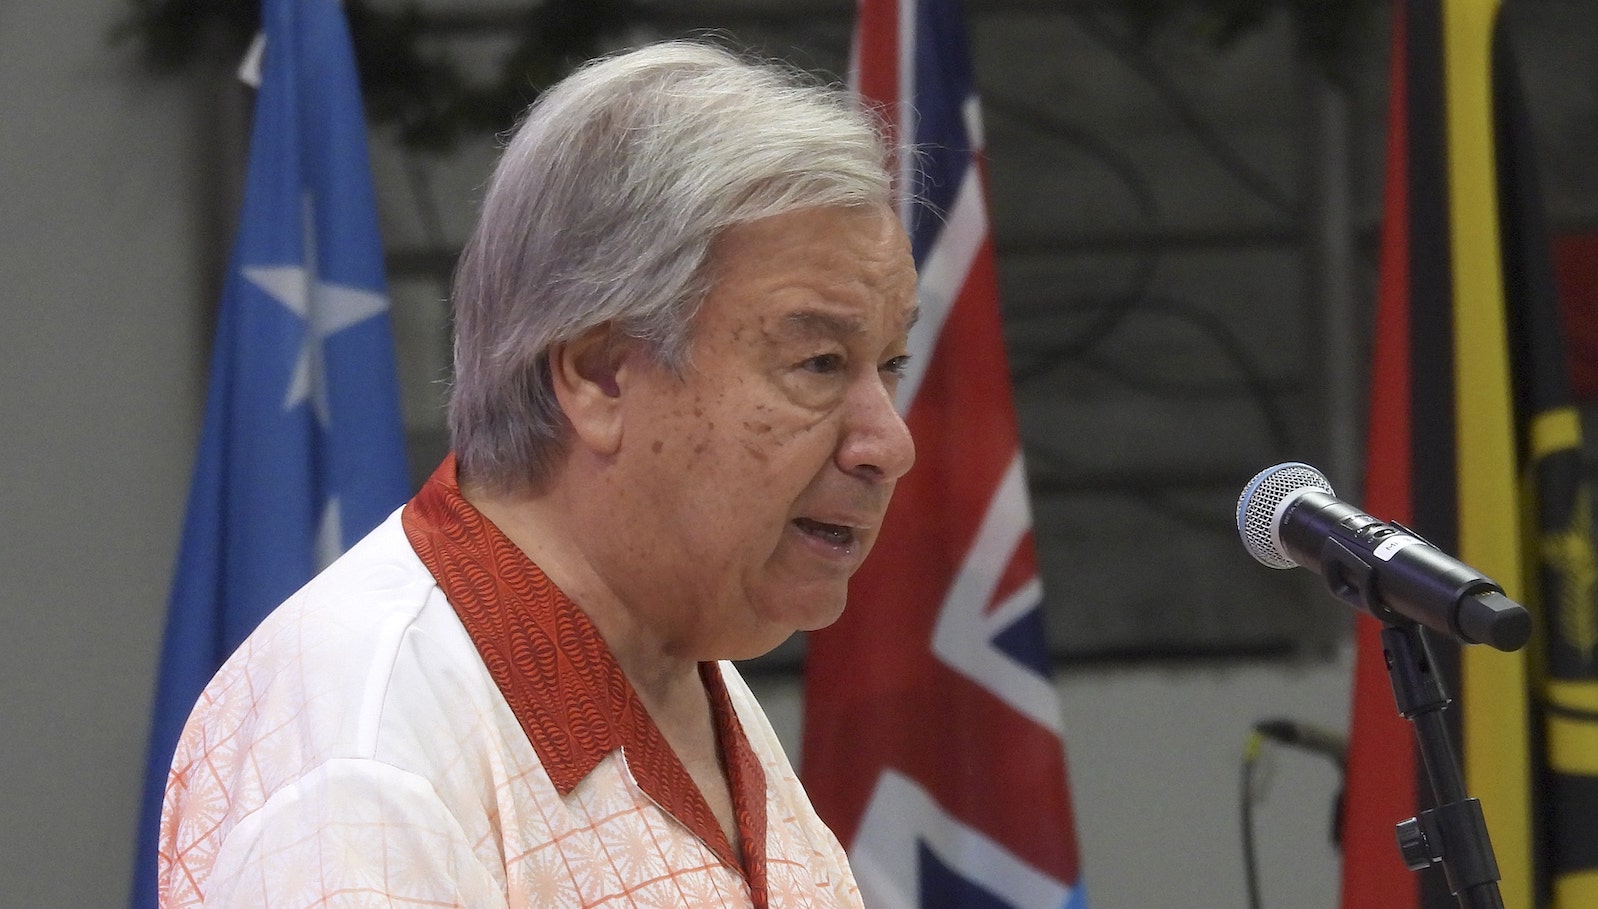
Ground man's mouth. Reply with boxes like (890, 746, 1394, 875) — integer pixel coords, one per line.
(793, 517, 857, 547)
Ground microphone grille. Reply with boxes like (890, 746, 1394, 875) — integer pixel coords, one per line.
(1236, 462, 1334, 569)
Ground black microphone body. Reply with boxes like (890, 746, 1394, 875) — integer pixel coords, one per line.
(1238, 463, 1531, 652)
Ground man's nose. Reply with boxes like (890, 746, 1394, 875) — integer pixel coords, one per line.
(837, 374, 916, 482)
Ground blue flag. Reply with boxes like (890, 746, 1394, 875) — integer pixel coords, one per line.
(130, 1, 409, 904)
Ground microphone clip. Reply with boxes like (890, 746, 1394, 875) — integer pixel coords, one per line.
(1318, 535, 1411, 629)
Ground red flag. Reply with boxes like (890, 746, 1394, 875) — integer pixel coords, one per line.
(801, 2, 1086, 906)
(1343, 2, 1598, 907)
(1551, 233, 1598, 402)
(1339, 2, 1435, 903)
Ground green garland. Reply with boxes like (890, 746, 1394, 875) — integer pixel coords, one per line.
(116, 0, 635, 153)
(116, 0, 1372, 154)
(1117, 0, 1378, 85)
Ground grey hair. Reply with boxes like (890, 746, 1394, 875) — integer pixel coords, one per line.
(448, 40, 895, 490)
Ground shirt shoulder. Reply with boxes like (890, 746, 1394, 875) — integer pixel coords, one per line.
(177, 510, 464, 763)
(160, 511, 535, 901)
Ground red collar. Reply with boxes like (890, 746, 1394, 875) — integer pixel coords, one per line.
(402, 456, 767, 892)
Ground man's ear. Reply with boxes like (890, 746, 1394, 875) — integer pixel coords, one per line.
(549, 324, 628, 456)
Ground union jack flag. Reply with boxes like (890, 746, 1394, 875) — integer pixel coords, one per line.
(801, 1, 1088, 907)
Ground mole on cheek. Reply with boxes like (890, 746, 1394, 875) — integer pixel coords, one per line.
(652, 440, 664, 454)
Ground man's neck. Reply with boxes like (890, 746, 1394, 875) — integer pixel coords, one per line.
(452, 470, 744, 861)
(460, 478, 700, 705)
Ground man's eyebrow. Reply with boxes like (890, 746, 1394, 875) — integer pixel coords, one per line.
(777, 305, 922, 339)
(779, 310, 865, 338)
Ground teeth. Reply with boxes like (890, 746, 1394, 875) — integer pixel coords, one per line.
(797, 518, 852, 544)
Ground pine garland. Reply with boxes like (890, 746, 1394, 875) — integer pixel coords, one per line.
(116, 0, 1372, 154)
(116, 0, 634, 154)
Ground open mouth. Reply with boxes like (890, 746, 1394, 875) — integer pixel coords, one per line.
(793, 517, 857, 547)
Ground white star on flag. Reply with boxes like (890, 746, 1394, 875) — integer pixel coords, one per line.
(243, 262, 389, 427)
(241, 197, 390, 569)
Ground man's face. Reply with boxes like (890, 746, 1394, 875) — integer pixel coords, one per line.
(607, 205, 918, 660)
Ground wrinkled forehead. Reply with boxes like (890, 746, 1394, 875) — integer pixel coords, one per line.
(768, 304, 921, 345)
(694, 206, 917, 335)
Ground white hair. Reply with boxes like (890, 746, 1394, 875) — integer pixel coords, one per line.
(448, 40, 895, 490)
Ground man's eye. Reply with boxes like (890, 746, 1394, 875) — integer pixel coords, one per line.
(882, 355, 912, 377)
(802, 353, 845, 374)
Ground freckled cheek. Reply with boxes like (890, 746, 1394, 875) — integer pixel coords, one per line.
(737, 403, 778, 461)
(736, 400, 829, 464)
(669, 395, 715, 458)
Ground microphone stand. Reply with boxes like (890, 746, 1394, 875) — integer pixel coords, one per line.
(1378, 620, 1505, 909)
(1310, 530, 1516, 907)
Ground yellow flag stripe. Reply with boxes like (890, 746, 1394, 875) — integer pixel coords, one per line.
(1445, 2, 1515, 583)
(1547, 711, 1598, 774)
(1554, 870, 1598, 905)
(1529, 407, 1582, 460)
(1548, 679, 1598, 714)
(1444, 2, 1533, 908)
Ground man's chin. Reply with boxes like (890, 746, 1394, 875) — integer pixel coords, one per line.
(795, 600, 849, 633)
(718, 628, 798, 663)
(749, 589, 848, 638)
(798, 582, 854, 625)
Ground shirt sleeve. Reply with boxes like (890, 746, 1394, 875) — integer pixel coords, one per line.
(197, 758, 506, 909)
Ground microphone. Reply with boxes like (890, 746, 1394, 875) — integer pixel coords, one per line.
(1235, 462, 1531, 652)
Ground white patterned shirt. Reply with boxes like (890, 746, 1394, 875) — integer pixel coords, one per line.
(158, 457, 861, 908)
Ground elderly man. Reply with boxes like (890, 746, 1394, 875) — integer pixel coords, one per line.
(158, 40, 917, 908)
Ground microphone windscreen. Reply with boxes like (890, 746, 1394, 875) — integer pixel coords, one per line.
(1236, 462, 1335, 569)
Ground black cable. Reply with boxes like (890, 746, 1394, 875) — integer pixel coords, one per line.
(1017, 447, 1256, 536)
(1241, 729, 1267, 909)
(1067, 4, 1301, 219)
(983, 92, 1164, 370)
(1009, 293, 1296, 452)
(1241, 719, 1350, 909)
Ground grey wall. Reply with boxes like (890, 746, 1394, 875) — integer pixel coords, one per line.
(1, 1, 209, 903)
